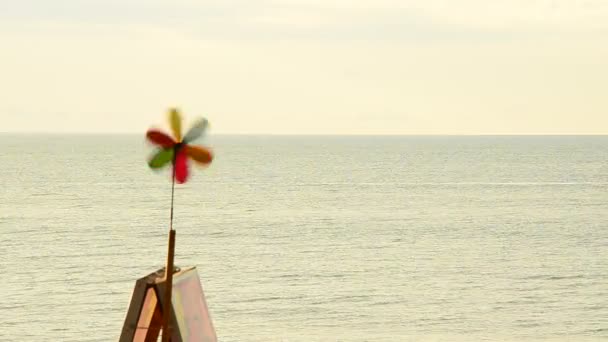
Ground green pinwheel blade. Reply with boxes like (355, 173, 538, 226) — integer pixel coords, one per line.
(148, 148, 174, 169)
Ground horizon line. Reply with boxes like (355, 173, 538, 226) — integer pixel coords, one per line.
(0, 131, 607, 137)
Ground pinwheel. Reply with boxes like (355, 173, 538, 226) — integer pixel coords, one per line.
(145, 108, 214, 341)
(146, 108, 213, 184)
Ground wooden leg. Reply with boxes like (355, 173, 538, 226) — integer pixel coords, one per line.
(161, 229, 176, 342)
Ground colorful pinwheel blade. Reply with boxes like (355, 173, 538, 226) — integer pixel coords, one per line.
(146, 129, 176, 148)
(148, 148, 174, 169)
(186, 145, 213, 165)
(183, 118, 208, 143)
(169, 108, 182, 142)
(174, 149, 189, 183)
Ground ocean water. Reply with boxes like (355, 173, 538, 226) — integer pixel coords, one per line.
(0, 134, 607, 341)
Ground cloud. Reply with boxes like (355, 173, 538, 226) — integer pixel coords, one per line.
(1, 0, 607, 134)
(1, 0, 607, 42)
(416, 0, 608, 31)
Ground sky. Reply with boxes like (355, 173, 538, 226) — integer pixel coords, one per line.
(1, 0, 607, 135)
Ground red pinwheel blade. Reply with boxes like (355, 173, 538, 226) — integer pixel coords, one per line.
(147, 129, 175, 148)
(174, 149, 189, 184)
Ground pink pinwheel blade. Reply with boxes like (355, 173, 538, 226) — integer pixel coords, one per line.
(174, 148, 189, 184)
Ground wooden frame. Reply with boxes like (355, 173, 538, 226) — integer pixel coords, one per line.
(120, 267, 216, 342)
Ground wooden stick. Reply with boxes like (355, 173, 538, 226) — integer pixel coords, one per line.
(161, 229, 176, 342)
(162, 162, 178, 342)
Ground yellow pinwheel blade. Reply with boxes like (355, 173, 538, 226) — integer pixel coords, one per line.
(168, 108, 182, 142)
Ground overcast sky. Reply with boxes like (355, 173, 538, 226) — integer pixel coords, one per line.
(1, 0, 607, 134)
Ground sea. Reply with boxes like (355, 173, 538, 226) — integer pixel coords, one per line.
(0, 134, 607, 341)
